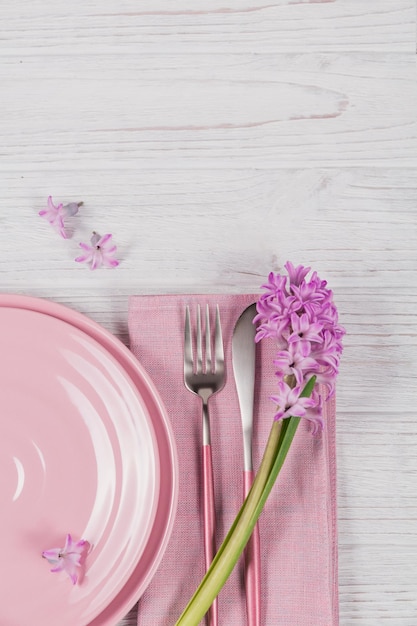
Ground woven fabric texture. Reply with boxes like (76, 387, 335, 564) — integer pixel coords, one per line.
(128, 294, 339, 626)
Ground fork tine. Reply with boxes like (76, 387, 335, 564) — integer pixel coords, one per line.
(196, 304, 203, 374)
(184, 306, 193, 368)
(214, 305, 224, 372)
(205, 304, 212, 373)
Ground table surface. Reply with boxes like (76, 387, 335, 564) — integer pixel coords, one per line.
(1, 1, 416, 624)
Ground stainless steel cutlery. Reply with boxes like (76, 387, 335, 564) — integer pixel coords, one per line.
(232, 303, 261, 626)
(184, 304, 225, 626)
(183, 301, 260, 625)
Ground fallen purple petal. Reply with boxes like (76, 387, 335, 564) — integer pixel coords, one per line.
(42, 534, 90, 585)
(39, 196, 81, 238)
(75, 232, 119, 270)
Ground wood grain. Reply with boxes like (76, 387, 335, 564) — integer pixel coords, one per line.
(1, 0, 414, 53)
(1, 53, 415, 169)
(0, 0, 416, 624)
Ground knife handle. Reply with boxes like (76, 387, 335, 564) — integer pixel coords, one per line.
(243, 470, 261, 626)
(203, 444, 218, 626)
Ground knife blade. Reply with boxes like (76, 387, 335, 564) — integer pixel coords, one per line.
(232, 303, 261, 626)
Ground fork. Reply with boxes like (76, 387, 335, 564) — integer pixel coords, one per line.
(184, 304, 225, 626)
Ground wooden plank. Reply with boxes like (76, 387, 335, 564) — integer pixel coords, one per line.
(2, 166, 415, 288)
(0, 0, 414, 53)
(1, 53, 415, 168)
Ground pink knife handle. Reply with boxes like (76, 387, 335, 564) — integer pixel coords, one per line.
(244, 470, 261, 626)
(203, 444, 218, 626)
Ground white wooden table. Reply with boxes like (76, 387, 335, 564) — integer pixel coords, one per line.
(1, 1, 416, 624)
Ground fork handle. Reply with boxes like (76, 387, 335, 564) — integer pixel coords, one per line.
(243, 470, 261, 626)
(203, 444, 218, 626)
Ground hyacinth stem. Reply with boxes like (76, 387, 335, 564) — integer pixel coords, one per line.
(175, 377, 316, 626)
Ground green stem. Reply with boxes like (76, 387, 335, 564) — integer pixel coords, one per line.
(175, 376, 316, 626)
(174, 421, 282, 626)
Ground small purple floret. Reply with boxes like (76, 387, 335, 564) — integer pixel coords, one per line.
(42, 533, 90, 585)
(75, 231, 119, 270)
(39, 196, 80, 238)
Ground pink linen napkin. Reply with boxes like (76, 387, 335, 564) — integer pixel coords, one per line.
(128, 294, 339, 626)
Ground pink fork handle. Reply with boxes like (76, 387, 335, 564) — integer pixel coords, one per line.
(244, 470, 261, 626)
(203, 444, 218, 626)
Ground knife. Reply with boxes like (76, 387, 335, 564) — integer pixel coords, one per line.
(232, 303, 261, 626)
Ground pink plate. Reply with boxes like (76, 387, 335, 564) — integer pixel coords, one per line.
(0, 296, 178, 626)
